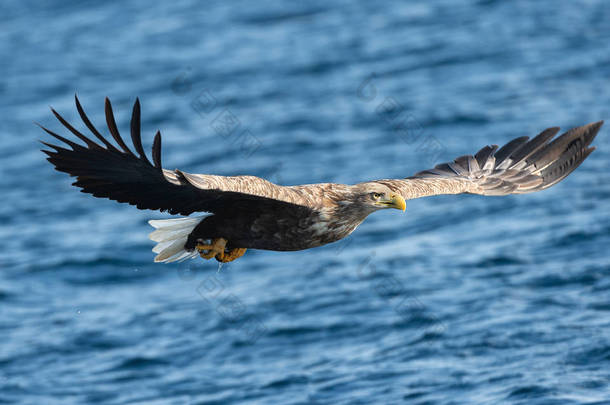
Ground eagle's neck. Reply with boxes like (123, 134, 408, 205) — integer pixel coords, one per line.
(322, 188, 377, 239)
(283, 184, 377, 247)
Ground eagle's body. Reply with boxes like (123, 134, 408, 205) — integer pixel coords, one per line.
(41, 96, 602, 263)
(184, 182, 359, 251)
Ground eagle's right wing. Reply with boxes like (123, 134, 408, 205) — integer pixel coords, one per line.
(377, 121, 602, 200)
(41, 96, 299, 216)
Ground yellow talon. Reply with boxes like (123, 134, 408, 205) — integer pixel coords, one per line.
(196, 238, 246, 263)
(196, 238, 227, 260)
(216, 248, 247, 263)
(195, 243, 211, 251)
(201, 250, 217, 260)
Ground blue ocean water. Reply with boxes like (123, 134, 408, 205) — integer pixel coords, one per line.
(1, 0, 610, 403)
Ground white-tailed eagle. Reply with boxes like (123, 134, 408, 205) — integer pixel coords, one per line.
(41, 96, 602, 263)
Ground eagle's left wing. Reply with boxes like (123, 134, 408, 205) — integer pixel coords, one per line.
(40, 96, 309, 216)
(377, 121, 602, 200)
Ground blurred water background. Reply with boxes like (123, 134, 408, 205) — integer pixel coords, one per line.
(1, 1, 610, 404)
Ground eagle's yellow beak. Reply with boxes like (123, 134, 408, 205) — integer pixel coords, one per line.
(379, 194, 406, 211)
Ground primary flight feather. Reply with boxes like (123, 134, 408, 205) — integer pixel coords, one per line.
(41, 96, 602, 263)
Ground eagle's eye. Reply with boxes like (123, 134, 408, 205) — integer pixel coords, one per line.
(372, 192, 382, 199)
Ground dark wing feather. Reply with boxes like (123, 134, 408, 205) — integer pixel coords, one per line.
(494, 135, 529, 167)
(152, 130, 162, 169)
(377, 121, 602, 199)
(130, 98, 151, 165)
(504, 127, 560, 167)
(75, 95, 118, 151)
(41, 96, 305, 216)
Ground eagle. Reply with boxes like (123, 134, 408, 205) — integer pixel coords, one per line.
(41, 96, 602, 263)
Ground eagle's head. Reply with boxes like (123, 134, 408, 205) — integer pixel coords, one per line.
(341, 182, 406, 216)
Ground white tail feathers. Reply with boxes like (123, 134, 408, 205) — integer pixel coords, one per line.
(148, 216, 205, 263)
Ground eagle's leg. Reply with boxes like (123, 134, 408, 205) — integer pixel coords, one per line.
(196, 238, 227, 260)
(216, 248, 247, 263)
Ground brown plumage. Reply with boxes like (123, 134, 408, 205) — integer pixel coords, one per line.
(40, 96, 602, 263)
